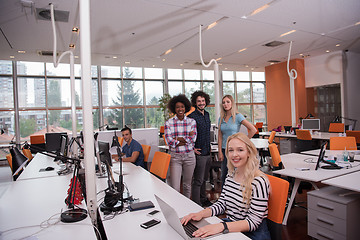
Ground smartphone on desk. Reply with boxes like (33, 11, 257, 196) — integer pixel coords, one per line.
(140, 219, 161, 229)
(147, 209, 160, 217)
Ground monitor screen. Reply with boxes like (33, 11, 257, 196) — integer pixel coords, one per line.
(45, 132, 67, 153)
(302, 119, 320, 131)
(98, 140, 112, 167)
(59, 135, 68, 157)
(315, 141, 327, 170)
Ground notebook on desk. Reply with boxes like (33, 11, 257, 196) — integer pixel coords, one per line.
(154, 194, 220, 240)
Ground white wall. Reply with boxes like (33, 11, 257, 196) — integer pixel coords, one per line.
(343, 51, 360, 130)
(305, 51, 343, 88)
(305, 51, 345, 119)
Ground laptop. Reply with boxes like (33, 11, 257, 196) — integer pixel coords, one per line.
(154, 194, 220, 240)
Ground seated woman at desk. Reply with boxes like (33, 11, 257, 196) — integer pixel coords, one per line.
(181, 132, 270, 240)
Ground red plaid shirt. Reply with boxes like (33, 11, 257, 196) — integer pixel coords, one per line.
(164, 115, 197, 153)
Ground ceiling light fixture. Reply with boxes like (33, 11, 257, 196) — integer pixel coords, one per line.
(69, 44, 75, 48)
(112, 56, 117, 59)
(125, 61, 130, 64)
(326, 50, 330, 53)
(280, 30, 296, 37)
(336, 44, 340, 47)
(74, 56, 79, 58)
(18, 50, 26, 53)
(10, 56, 15, 59)
(242, 0, 277, 18)
(238, 48, 247, 53)
(72, 27, 79, 32)
(152, 65, 155, 67)
(163, 49, 172, 55)
(355, 21, 360, 26)
(207, 16, 229, 30)
(216, 57, 222, 61)
(162, 59, 166, 62)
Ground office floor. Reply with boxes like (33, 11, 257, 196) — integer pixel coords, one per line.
(205, 168, 312, 240)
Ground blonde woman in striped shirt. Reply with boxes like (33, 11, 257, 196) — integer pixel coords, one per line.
(181, 132, 270, 240)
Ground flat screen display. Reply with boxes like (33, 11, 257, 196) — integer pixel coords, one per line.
(98, 140, 112, 167)
(302, 119, 320, 131)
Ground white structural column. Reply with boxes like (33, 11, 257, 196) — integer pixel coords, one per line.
(79, 0, 98, 224)
(287, 41, 298, 127)
(199, 25, 220, 124)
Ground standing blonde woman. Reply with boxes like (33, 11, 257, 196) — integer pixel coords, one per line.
(218, 95, 257, 186)
(181, 132, 270, 239)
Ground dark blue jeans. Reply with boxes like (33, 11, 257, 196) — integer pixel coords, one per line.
(223, 218, 271, 240)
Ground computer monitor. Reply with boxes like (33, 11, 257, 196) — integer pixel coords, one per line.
(302, 119, 320, 131)
(45, 132, 67, 153)
(315, 141, 341, 170)
(59, 135, 68, 157)
(98, 140, 113, 167)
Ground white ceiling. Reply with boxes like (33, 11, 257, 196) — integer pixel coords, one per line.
(1, 0, 359, 71)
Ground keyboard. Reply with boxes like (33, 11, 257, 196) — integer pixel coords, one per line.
(183, 222, 198, 238)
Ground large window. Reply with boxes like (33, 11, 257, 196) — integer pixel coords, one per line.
(0, 60, 267, 147)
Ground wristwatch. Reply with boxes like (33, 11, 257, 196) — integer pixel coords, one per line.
(222, 222, 229, 234)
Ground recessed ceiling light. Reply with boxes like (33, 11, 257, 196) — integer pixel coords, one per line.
(152, 65, 155, 67)
(216, 57, 222, 61)
(238, 48, 247, 53)
(336, 44, 340, 47)
(18, 50, 26, 54)
(10, 56, 15, 59)
(280, 30, 296, 37)
(225, 67, 228, 70)
(112, 56, 117, 59)
(299, 53, 304, 56)
(164, 49, 172, 55)
(125, 61, 130, 64)
(326, 50, 330, 53)
(74, 56, 79, 58)
(270, 62, 274, 65)
(69, 44, 75, 48)
(162, 59, 166, 62)
(72, 27, 79, 32)
(251, 68, 254, 70)
(245, 65, 249, 68)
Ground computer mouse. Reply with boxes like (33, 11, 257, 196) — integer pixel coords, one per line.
(45, 166, 54, 171)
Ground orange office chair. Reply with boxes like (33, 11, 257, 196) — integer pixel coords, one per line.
(266, 174, 290, 240)
(329, 136, 357, 150)
(346, 130, 360, 147)
(149, 151, 171, 181)
(295, 129, 312, 140)
(141, 144, 151, 163)
(159, 126, 165, 138)
(22, 148, 33, 161)
(162, 135, 168, 145)
(328, 122, 345, 133)
(29, 134, 45, 153)
(118, 136, 124, 146)
(6, 154, 13, 170)
(268, 143, 283, 171)
(268, 131, 276, 144)
(255, 122, 264, 131)
(296, 129, 318, 152)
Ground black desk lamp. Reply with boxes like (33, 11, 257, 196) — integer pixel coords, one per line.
(10, 147, 28, 180)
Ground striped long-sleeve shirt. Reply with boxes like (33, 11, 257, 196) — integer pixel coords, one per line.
(210, 175, 269, 232)
(164, 115, 197, 153)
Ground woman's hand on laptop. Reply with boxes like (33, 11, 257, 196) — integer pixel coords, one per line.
(193, 223, 223, 238)
(181, 208, 211, 225)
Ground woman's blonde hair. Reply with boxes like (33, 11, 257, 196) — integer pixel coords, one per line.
(220, 95, 238, 124)
(225, 132, 265, 205)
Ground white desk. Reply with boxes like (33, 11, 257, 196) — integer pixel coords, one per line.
(98, 162, 249, 240)
(17, 153, 65, 181)
(273, 153, 360, 225)
(0, 175, 96, 240)
(301, 149, 360, 161)
(322, 171, 360, 192)
(260, 131, 340, 140)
